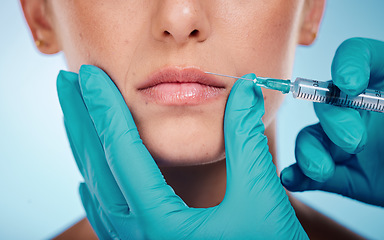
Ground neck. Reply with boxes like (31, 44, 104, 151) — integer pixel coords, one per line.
(160, 120, 277, 208)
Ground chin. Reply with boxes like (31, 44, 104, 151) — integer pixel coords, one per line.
(150, 145, 226, 167)
(138, 124, 226, 167)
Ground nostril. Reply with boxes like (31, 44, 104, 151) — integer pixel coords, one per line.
(160, 29, 201, 42)
(190, 29, 199, 37)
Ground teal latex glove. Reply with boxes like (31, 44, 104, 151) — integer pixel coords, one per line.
(281, 38, 384, 207)
(57, 65, 308, 239)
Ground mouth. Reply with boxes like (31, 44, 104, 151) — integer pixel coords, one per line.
(138, 67, 227, 105)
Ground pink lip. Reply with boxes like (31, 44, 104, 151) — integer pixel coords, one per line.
(138, 67, 226, 105)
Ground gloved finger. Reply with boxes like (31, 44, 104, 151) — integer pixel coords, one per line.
(281, 162, 383, 207)
(57, 70, 129, 217)
(314, 102, 367, 154)
(78, 65, 187, 215)
(224, 75, 304, 238)
(79, 183, 117, 240)
(332, 38, 384, 95)
(280, 164, 324, 192)
(63, 102, 85, 179)
(294, 123, 335, 182)
(57, 71, 91, 182)
(224, 75, 283, 197)
(224, 74, 269, 186)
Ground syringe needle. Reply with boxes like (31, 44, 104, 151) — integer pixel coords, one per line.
(204, 72, 256, 82)
(205, 71, 291, 94)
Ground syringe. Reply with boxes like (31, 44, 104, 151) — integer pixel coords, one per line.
(205, 72, 384, 113)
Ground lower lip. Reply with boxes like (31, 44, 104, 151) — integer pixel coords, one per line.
(139, 83, 225, 105)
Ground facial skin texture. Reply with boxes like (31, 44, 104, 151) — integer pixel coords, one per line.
(29, 0, 322, 166)
(24, 2, 367, 239)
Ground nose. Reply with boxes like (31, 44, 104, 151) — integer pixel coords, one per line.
(152, 1, 211, 45)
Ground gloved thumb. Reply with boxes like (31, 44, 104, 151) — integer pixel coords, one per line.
(224, 74, 279, 201)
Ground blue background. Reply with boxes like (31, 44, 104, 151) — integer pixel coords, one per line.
(1, 1, 383, 239)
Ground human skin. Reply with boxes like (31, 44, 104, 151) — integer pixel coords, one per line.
(22, 0, 321, 166)
(21, 0, 363, 239)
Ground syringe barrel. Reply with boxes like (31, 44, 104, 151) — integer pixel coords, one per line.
(291, 77, 384, 113)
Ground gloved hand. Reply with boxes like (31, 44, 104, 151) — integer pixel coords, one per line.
(281, 38, 384, 207)
(57, 65, 308, 239)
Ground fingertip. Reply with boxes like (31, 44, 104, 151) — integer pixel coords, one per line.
(314, 103, 367, 154)
(80, 64, 100, 74)
(57, 70, 78, 88)
(242, 73, 256, 80)
(281, 164, 327, 193)
(296, 148, 334, 183)
(58, 69, 72, 79)
(57, 70, 81, 115)
(225, 73, 266, 139)
(232, 73, 256, 92)
(79, 65, 119, 99)
(280, 166, 296, 187)
(242, 73, 263, 97)
(296, 150, 335, 183)
(78, 66, 93, 91)
(227, 73, 260, 111)
(79, 65, 98, 83)
(316, 161, 335, 182)
(280, 164, 307, 192)
(332, 66, 368, 96)
(79, 65, 109, 86)
(331, 38, 370, 96)
(295, 124, 335, 182)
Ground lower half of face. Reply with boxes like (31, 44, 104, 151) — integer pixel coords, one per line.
(56, 0, 303, 166)
(130, 88, 285, 166)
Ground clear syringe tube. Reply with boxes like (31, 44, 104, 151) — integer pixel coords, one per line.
(205, 72, 384, 113)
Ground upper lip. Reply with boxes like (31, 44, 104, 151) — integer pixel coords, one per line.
(138, 67, 227, 90)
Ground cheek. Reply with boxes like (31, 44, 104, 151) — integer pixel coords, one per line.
(221, 1, 302, 79)
(54, 2, 145, 74)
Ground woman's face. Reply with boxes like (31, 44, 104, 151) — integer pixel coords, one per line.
(37, 0, 318, 166)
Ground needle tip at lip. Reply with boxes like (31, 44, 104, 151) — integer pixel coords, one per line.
(204, 72, 237, 78)
(204, 72, 256, 82)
